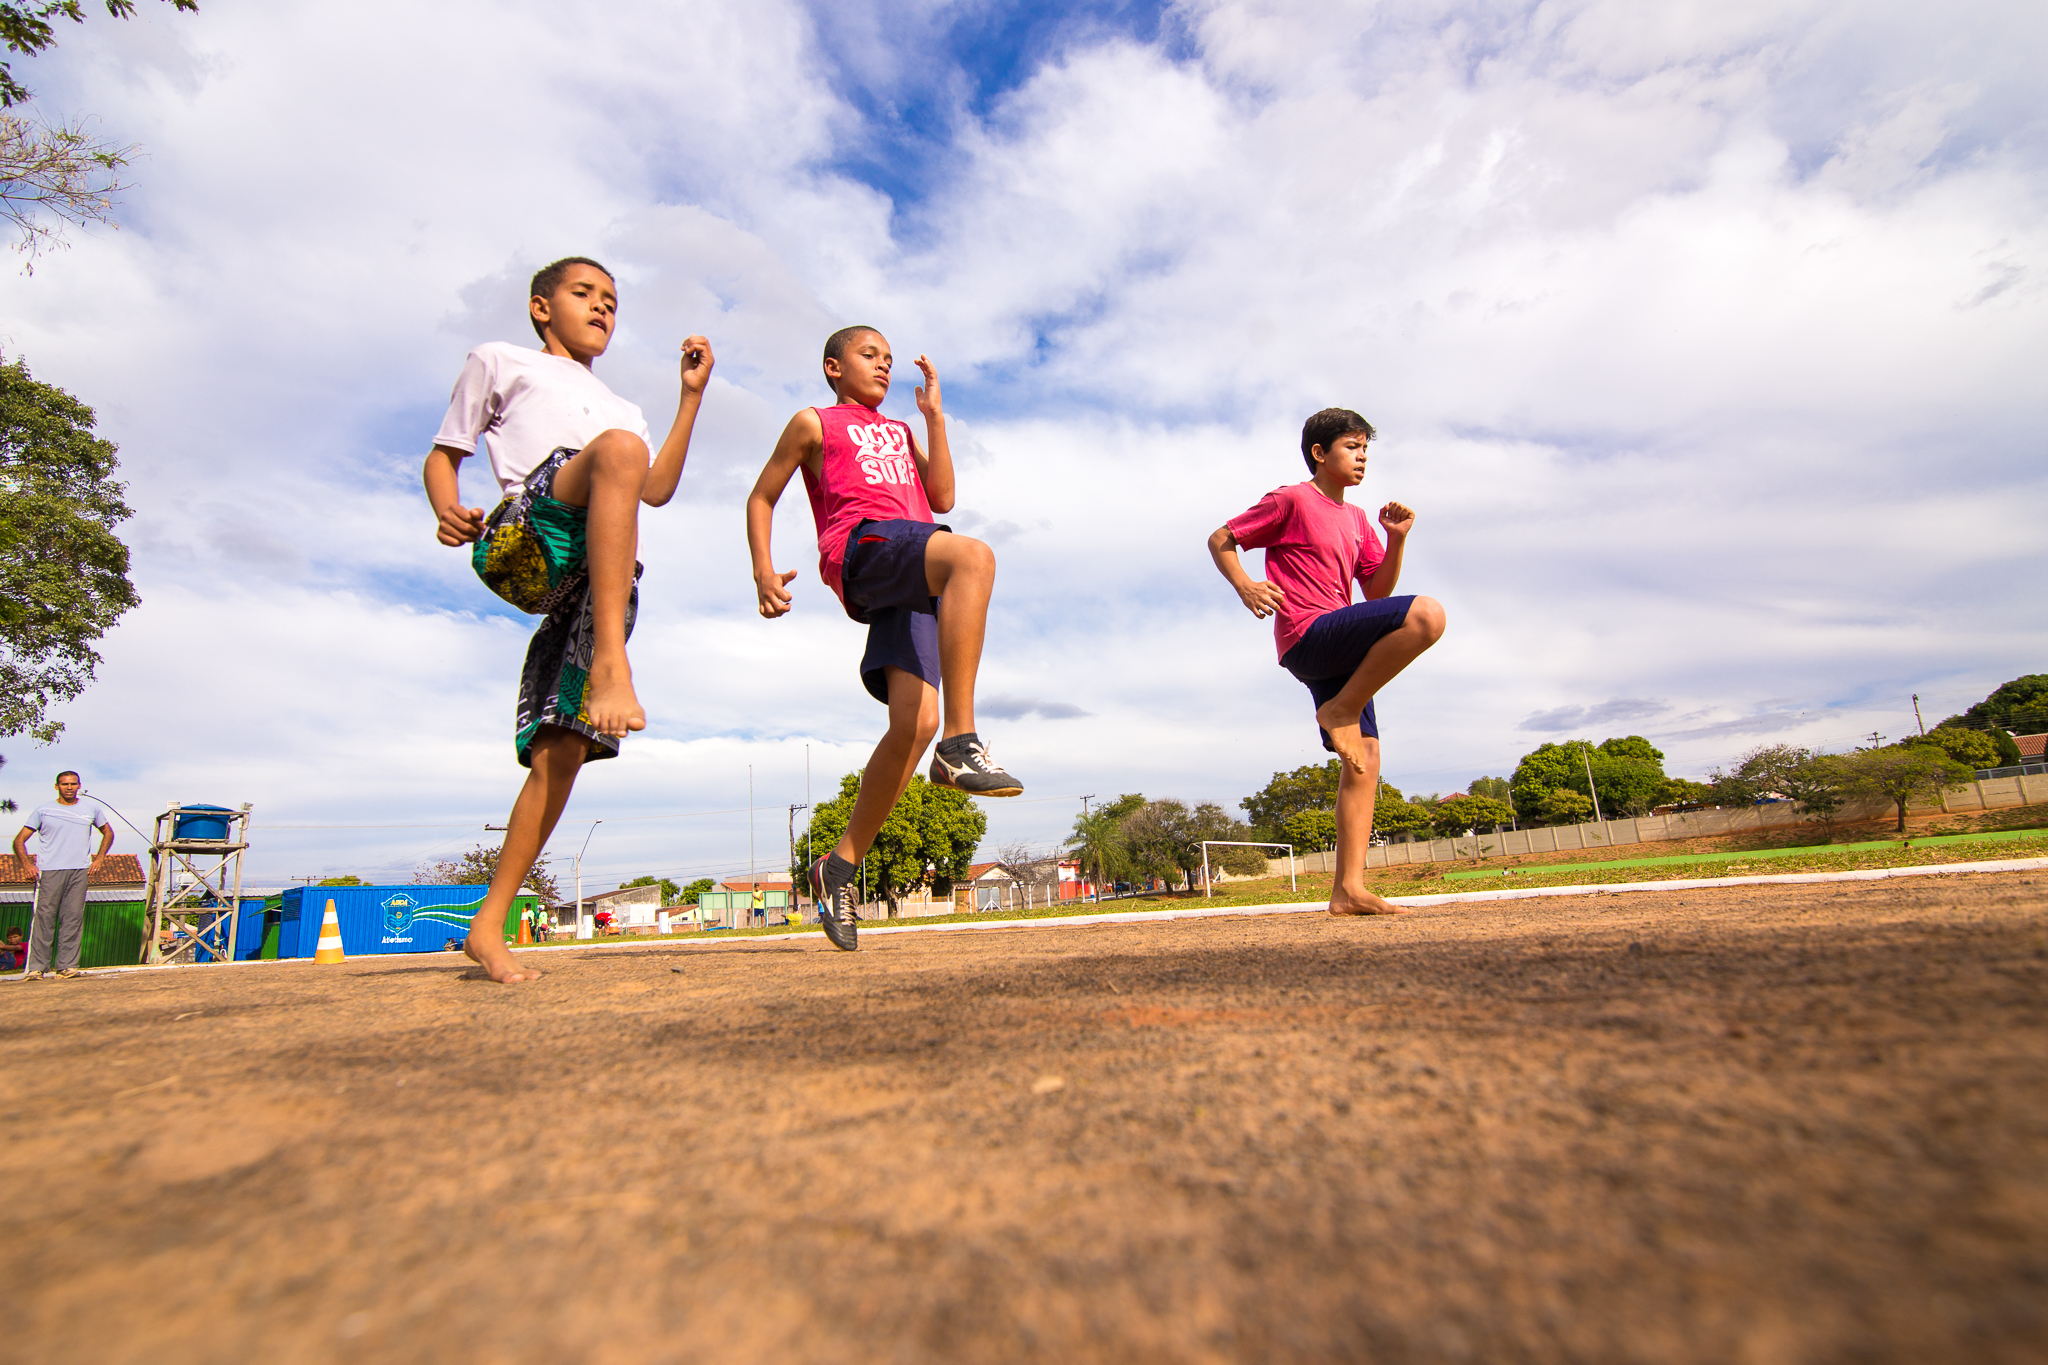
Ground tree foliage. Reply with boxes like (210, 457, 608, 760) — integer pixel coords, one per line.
(1509, 736, 1669, 821)
(1533, 788, 1594, 825)
(1280, 808, 1337, 853)
(315, 875, 365, 887)
(678, 877, 714, 906)
(1652, 777, 1714, 809)
(1827, 743, 1974, 832)
(1240, 760, 1340, 838)
(1910, 726, 2001, 773)
(793, 771, 985, 916)
(417, 843, 561, 901)
(1430, 794, 1516, 839)
(1466, 775, 1512, 803)
(1707, 744, 1811, 807)
(1938, 675, 2048, 743)
(1067, 793, 1143, 890)
(621, 875, 682, 905)
(0, 2, 199, 108)
(1122, 798, 1263, 889)
(0, 355, 138, 740)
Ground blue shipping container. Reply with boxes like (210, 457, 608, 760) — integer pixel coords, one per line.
(279, 885, 491, 958)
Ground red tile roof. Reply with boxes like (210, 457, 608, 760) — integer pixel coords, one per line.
(0, 853, 146, 887)
(2017, 733, 2046, 760)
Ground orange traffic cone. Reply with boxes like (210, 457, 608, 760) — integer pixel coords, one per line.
(313, 898, 347, 964)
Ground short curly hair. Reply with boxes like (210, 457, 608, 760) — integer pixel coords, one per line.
(823, 325, 882, 370)
(528, 257, 615, 340)
(1300, 408, 1376, 472)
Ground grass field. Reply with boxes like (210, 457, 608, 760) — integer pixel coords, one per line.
(3, 869, 2044, 1362)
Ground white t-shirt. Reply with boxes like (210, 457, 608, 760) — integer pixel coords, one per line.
(27, 799, 110, 871)
(432, 342, 653, 499)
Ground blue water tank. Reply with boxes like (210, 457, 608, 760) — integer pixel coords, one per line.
(174, 804, 234, 840)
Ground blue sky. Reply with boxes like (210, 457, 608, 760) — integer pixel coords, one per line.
(1, 0, 2043, 892)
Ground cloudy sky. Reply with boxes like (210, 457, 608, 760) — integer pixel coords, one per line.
(2, 0, 2042, 892)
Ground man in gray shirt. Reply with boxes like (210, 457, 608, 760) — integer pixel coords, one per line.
(12, 771, 114, 980)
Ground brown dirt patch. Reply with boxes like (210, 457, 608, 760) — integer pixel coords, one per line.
(4, 872, 2045, 1363)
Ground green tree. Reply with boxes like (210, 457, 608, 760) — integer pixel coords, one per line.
(1510, 737, 1668, 821)
(1431, 794, 1516, 839)
(1909, 727, 2000, 772)
(621, 875, 683, 905)
(418, 844, 560, 901)
(1939, 675, 2048, 741)
(1706, 744, 1811, 807)
(793, 772, 985, 917)
(0, 356, 139, 741)
(1779, 756, 1846, 836)
(1240, 760, 1340, 839)
(1652, 777, 1714, 809)
(1467, 775, 1512, 803)
(1280, 808, 1338, 853)
(1, 2, 201, 107)
(315, 875, 365, 887)
(1534, 788, 1595, 825)
(1373, 798, 1430, 840)
(1829, 744, 1974, 832)
(1067, 794, 1142, 894)
(678, 877, 714, 905)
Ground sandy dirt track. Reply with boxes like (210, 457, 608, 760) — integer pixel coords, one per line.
(4, 872, 2045, 1364)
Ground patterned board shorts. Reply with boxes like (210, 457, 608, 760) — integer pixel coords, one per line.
(472, 447, 640, 767)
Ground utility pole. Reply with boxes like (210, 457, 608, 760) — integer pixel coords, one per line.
(574, 820, 601, 939)
(747, 765, 755, 930)
(1912, 694, 1926, 735)
(1864, 731, 1886, 750)
(787, 802, 809, 918)
(1077, 794, 1097, 901)
(1582, 748, 1610, 842)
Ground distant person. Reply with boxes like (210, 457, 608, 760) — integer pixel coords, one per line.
(11, 771, 114, 979)
(1207, 409, 1445, 916)
(422, 256, 714, 982)
(746, 327, 1021, 951)
(1, 926, 26, 972)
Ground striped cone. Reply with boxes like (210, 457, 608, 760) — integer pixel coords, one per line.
(313, 898, 346, 964)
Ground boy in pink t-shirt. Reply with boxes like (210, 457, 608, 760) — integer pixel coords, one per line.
(1208, 407, 1447, 916)
(745, 326, 1022, 950)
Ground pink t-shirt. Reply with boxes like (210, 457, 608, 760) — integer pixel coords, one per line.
(800, 403, 934, 604)
(1226, 481, 1387, 661)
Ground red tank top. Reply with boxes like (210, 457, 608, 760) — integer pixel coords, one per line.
(801, 403, 934, 602)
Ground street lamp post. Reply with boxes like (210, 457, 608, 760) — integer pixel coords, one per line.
(574, 820, 602, 939)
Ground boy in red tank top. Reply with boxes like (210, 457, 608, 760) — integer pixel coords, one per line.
(1207, 407, 1448, 917)
(746, 327, 1021, 950)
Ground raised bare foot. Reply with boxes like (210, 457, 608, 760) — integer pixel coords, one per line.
(584, 656, 646, 738)
(1329, 888, 1409, 916)
(1314, 699, 1373, 775)
(464, 927, 544, 983)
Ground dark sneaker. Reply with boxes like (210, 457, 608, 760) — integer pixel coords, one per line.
(808, 855, 859, 952)
(929, 735, 1023, 797)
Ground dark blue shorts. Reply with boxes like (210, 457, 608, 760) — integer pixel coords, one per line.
(1280, 596, 1414, 752)
(842, 518, 947, 704)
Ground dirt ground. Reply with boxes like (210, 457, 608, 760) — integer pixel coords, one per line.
(4, 872, 2045, 1365)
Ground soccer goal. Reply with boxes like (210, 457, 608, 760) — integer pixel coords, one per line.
(1198, 841, 1297, 899)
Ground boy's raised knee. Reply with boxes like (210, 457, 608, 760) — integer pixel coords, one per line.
(1411, 595, 1447, 642)
(588, 428, 651, 471)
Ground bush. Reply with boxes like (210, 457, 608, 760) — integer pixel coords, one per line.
(1431, 794, 1515, 839)
(1534, 788, 1594, 825)
(1910, 728, 2000, 772)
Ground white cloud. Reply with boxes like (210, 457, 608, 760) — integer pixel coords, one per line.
(3, 0, 2042, 884)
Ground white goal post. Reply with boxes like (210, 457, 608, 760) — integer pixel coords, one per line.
(1198, 841, 1296, 899)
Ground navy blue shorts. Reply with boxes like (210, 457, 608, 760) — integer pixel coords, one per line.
(842, 518, 947, 704)
(1280, 596, 1414, 752)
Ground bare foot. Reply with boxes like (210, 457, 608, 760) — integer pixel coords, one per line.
(464, 928, 544, 983)
(584, 656, 646, 738)
(1329, 888, 1409, 916)
(1314, 699, 1373, 775)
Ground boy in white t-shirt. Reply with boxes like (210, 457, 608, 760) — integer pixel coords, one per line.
(423, 256, 713, 983)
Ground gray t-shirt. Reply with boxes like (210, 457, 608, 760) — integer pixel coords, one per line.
(26, 799, 109, 871)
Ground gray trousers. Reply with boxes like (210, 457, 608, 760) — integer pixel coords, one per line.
(27, 868, 88, 973)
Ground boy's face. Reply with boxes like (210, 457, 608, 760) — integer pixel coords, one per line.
(531, 265, 618, 360)
(1313, 432, 1370, 486)
(824, 332, 891, 407)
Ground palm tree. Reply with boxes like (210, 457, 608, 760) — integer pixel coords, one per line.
(1067, 808, 1134, 901)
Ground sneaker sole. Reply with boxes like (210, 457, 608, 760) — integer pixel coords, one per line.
(808, 856, 859, 952)
(928, 763, 1024, 799)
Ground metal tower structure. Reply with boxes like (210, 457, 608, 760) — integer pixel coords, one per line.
(143, 802, 253, 965)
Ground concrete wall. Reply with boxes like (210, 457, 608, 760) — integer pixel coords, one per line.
(1267, 772, 2048, 875)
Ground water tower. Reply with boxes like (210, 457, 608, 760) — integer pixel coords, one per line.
(143, 801, 253, 965)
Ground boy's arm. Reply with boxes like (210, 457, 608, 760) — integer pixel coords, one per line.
(746, 409, 822, 618)
(423, 446, 486, 545)
(1207, 525, 1285, 619)
(909, 355, 955, 514)
(1361, 501, 1415, 599)
(643, 336, 715, 508)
